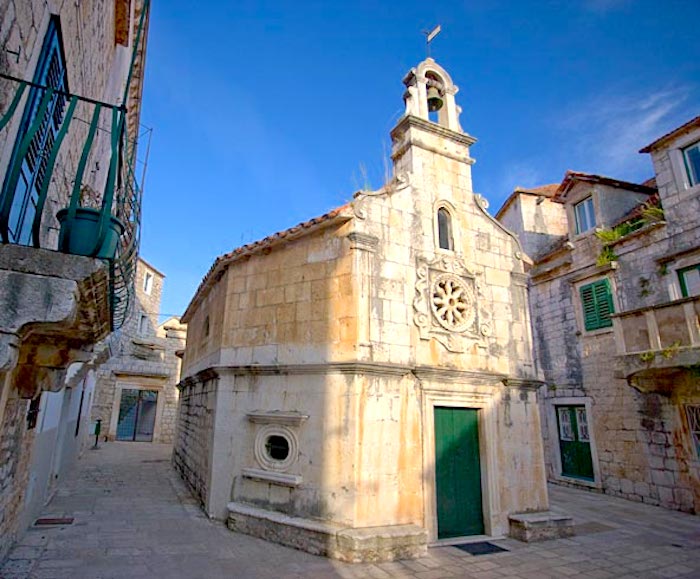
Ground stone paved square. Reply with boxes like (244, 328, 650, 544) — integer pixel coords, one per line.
(1, 442, 699, 578)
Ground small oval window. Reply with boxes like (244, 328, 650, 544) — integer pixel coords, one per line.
(265, 435, 290, 461)
(437, 207, 454, 250)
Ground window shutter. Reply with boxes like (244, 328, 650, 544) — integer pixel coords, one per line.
(580, 279, 614, 331)
(580, 284, 598, 331)
(593, 280, 614, 328)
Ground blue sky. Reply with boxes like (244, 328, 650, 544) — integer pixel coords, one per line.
(139, 0, 700, 319)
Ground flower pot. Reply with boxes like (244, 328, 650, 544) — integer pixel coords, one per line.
(56, 207, 125, 259)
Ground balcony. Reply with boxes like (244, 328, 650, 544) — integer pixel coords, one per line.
(612, 296, 700, 393)
(0, 76, 142, 332)
(0, 2, 148, 398)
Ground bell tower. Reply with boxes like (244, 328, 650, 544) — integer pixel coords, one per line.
(401, 57, 463, 131)
(390, 57, 477, 193)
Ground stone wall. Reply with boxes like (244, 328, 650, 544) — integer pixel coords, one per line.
(0, 0, 149, 563)
(182, 223, 357, 376)
(172, 377, 216, 509)
(498, 194, 567, 260)
(0, 398, 32, 562)
(518, 154, 700, 513)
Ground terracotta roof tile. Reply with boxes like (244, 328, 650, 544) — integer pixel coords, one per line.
(553, 170, 657, 201)
(514, 183, 560, 197)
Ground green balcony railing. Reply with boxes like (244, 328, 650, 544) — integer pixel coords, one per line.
(0, 0, 149, 331)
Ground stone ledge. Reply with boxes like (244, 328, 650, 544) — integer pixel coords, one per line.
(227, 502, 427, 563)
(240, 468, 302, 487)
(509, 510, 575, 542)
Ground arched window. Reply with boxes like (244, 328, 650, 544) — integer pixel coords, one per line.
(437, 207, 454, 250)
(203, 315, 210, 339)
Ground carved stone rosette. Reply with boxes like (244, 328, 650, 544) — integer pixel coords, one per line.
(413, 254, 491, 352)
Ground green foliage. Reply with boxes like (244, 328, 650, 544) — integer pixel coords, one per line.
(661, 340, 682, 359)
(638, 276, 651, 298)
(596, 246, 618, 267)
(639, 351, 655, 363)
(594, 227, 623, 244)
(641, 203, 665, 224)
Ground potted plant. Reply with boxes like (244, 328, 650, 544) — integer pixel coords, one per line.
(56, 186, 124, 259)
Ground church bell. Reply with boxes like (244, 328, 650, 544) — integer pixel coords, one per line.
(427, 86, 444, 112)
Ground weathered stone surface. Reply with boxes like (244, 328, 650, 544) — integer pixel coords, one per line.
(90, 259, 185, 445)
(508, 510, 575, 542)
(227, 502, 427, 563)
(175, 57, 549, 560)
(497, 118, 700, 514)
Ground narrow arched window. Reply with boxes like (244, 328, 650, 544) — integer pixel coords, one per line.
(203, 315, 210, 339)
(437, 208, 454, 250)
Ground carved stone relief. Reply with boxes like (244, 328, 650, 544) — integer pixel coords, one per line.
(413, 254, 491, 352)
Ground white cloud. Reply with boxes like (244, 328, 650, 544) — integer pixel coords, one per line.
(497, 162, 545, 196)
(556, 85, 693, 179)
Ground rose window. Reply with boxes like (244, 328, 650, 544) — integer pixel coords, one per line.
(430, 273, 476, 332)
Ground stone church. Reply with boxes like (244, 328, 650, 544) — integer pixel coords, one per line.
(174, 58, 562, 562)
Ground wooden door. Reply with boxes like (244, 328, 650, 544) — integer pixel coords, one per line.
(434, 407, 484, 538)
(557, 405, 594, 480)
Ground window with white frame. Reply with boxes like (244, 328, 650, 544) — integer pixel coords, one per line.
(143, 270, 153, 294)
(683, 141, 700, 187)
(574, 196, 596, 234)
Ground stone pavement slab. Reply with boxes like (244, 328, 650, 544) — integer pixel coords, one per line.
(1, 442, 699, 578)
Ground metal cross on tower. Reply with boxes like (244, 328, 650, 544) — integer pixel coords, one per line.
(423, 25, 441, 57)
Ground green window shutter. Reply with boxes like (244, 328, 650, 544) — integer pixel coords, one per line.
(580, 284, 598, 331)
(580, 279, 614, 331)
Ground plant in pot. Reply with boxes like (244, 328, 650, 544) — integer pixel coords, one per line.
(57, 184, 124, 259)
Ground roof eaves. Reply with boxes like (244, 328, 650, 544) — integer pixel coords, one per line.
(639, 115, 700, 153)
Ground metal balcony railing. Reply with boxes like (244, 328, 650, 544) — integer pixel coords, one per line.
(0, 0, 149, 331)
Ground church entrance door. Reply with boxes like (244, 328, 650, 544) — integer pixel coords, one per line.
(434, 407, 484, 538)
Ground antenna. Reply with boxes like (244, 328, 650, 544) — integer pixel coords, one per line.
(423, 25, 441, 57)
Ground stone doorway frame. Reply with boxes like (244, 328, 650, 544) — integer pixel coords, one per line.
(108, 375, 166, 443)
(421, 383, 502, 542)
(545, 396, 602, 489)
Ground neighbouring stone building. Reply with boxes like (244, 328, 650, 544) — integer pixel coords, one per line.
(497, 116, 700, 513)
(91, 258, 185, 444)
(174, 58, 567, 563)
(0, 0, 150, 561)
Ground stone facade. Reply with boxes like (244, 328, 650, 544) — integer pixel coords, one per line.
(0, 0, 149, 562)
(0, 398, 32, 560)
(175, 59, 562, 563)
(497, 117, 700, 513)
(91, 259, 185, 444)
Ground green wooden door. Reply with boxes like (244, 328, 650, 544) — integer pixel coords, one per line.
(434, 407, 484, 538)
(556, 406, 594, 480)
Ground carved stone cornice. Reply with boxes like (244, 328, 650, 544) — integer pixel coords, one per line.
(501, 378, 546, 390)
(413, 366, 507, 385)
(346, 232, 379, 252)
